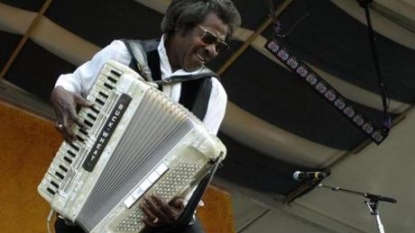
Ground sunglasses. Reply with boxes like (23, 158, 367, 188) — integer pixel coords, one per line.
(198, 25, 230, 53)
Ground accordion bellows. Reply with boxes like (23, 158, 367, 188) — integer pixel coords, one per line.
(38, 60, 226, 233)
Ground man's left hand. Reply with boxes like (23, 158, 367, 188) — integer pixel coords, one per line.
(140, 194, 185, 228)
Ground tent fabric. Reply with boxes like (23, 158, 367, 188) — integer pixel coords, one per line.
(0, 0, 413, 199)
(4, 40, 75, 100)
(0, 31, 20, 69)
(270, 0, 415, 103)
(0, 0, 44, 11)
(45, 0, 163, 47)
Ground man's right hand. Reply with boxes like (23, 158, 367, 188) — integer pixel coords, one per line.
(50, 86, 93, 142)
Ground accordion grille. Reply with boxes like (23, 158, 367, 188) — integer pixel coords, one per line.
(77, 88, 194, 230)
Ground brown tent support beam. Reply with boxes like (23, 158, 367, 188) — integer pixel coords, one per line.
(0, 0, 53, 79)
(217, 0, 295, 76)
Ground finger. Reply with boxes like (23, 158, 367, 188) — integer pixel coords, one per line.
(170, 197, 185, 209)
(54, 92, 80, 130)
(149, 195, 177, 223)
(60, 128, 75, 143)
(66, 103, 89, 130)
(50, 86, 84, 139)
(155, 195, 185, 215)
(54, 113, 74, 143)
(144, 196, 173, 223)
(140, 201, 165, 227)
(73, 95, 93, 129)
(140, 200, 157, 220)
(152, 195, 175, 215)
(74, 116, 89, 130)
(141, 216, 159, 228)
(75, 94, 94, 107)
(53, 107, 64, 127)
(61, 117, 76, 143)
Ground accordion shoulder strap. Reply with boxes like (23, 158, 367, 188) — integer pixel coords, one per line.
(122, 39, 218, 84)
(122, 39, 154, 82)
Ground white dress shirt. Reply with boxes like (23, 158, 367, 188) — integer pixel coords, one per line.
(55, 35, 227, 134)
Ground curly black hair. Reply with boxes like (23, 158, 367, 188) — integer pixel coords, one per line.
(161, 0, 241, 38)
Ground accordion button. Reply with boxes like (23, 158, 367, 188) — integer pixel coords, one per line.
(124, 195, 136, 208)
(148, 172, 159, 183)
(156, 163, 168, 174)
(140, 180, 152, 190)
(132, 188, 144, 199)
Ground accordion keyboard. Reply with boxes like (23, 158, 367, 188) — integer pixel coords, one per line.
(38, 62, 125, 201)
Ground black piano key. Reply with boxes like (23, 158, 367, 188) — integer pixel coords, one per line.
(55, 171, 64, 180)
(107, 76, 117, 83)
(103, 82, 114, 90)
(51, 181, 59, 189)
(70, 143, 80, 151)
(76, 135, 85, 143)
(63, 156, 73, 164)
(90, 106, 100, 114)
(110, 69, 121, 78)
(59, 165, 68, 173)
(79, 128, 89, 136)
(87, 113, 97, 121)
(84, 119, 93, 127)
(67, 150, 76, 158)
(96, 98, 105, 105)
(99, 91, 109, 99)
(47, 187, 56, 195)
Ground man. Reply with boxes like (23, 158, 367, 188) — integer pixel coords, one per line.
(50, 0, 241, 232)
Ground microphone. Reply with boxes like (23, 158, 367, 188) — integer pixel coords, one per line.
(364, 193, 397, 204)
(293, 171, 327, 181)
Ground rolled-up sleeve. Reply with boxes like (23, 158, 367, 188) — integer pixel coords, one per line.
(54, 40, 132, 97)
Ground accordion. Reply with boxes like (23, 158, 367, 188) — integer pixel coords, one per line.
(38, 60, 226, 233)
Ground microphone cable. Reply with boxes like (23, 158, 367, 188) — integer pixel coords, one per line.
(358, 0, 392, 133)
(267, 0, 311, 38)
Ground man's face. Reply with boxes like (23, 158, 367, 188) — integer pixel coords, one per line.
(176, 13, 229, 72)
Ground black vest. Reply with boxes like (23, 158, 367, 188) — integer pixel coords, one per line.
(123, 39, 217, 122)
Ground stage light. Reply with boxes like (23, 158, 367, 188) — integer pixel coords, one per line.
(265, 39, 389, 144)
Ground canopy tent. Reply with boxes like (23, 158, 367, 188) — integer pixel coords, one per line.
(1, 0, 414, 232)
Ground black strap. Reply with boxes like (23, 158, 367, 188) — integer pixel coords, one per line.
(139, 39, 160, 53)
(147, 49, 162, 83)
(122, 39, 153, 82)
(136, 40, 216, 120)
(154, 72, 217, 85)
(179, 78, 213, 121)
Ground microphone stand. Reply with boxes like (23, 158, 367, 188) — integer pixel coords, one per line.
(317, 183, 396, 233)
